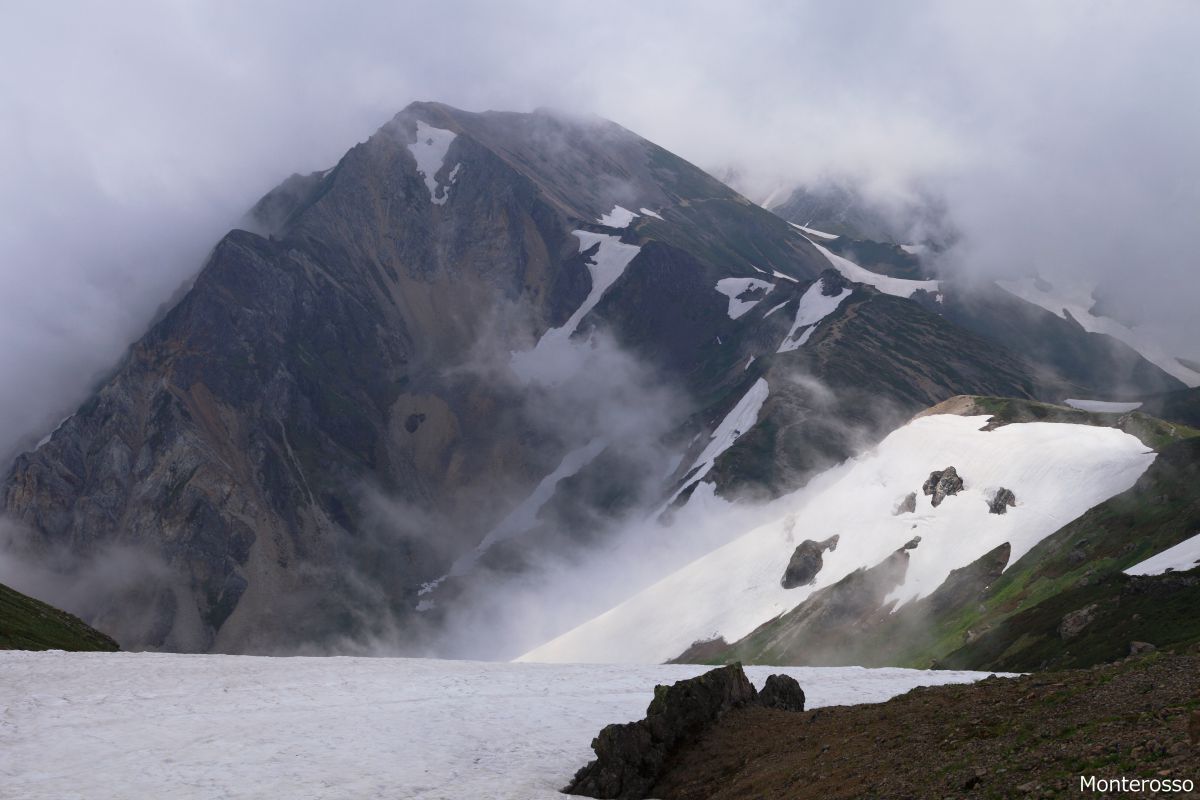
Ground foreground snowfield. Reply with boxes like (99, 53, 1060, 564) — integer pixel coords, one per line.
(522, 415, 1155, 664)
(1, 652, 1000, 800)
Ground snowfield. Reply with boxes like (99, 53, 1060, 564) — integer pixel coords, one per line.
(778, 276, 852, 352)
(1125, 531, 1200, 576)
(597, 204, 638, 228)
(521, 415, 1155, 664)
(715, 276, 774, 319)
(0, 652, 1002, 800)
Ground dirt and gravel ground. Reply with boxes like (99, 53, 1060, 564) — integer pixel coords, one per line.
(652, 652, 1200, 799)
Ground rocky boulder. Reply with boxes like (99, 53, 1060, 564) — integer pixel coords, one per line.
(781, 535, 840, 589)
(893, 491, 917, 515)
(1059, 603, 1100, 641)
(563, 664, 803, 799)
(757, 674, 806, 712)
(988, 488, 1017, 514)
(923, 466, 964, 508)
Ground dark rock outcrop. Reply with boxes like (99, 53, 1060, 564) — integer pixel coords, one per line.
(781, 535, 839, 589)
(988, 487, 1017, 514)
(893, 491, 917, 515)
(922, 466, 964, 507)
(757, 674, 806, 712)
(564, 664, 761, 799)
(902, 535, 922, 550)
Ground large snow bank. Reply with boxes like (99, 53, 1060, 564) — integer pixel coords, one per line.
(0, 651, 1001, 800)
(521, 415, 1155, 664)
(1125, 532, 1200, 576)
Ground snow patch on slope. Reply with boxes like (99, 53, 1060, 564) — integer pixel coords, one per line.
(421, 439, 608, 592)
(0, 651, 1000, 800)
(790, 222, 838, 240)
(663, 378, 769, 508)
(598, 205, 638, 228)
(715, 277, 774, 320)
(522, 415, 1154, 664)
(1064, 398, 1142, 413)
(408, 120, 458, 205)
(778, 278, 852, 353)
(512, 232, 641, 382)
(1125, 532, 1200, 576)
(997, 277, 1200, 387)
(807, 239, 939, 299)
(638, 207, 663, 220)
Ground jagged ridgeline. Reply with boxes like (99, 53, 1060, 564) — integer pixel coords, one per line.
(1, 103, 1191, 656)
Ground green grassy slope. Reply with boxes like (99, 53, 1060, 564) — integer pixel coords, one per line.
(0, 582, 119, 651)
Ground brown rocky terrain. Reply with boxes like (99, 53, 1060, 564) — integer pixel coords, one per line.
(650, 652, 1200, 799)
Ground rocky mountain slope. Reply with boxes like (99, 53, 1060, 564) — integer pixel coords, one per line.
(2, 102, 1192, 656)
(646, 651, 1200, 799)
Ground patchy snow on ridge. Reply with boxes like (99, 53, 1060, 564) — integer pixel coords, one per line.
(408, 120, 458, 205)
(997, 277, 1200, 388)
(790, 222, 838, 240)
(1064, 398, 1143, 414)
(521, 415, 1155, 664)
(778, 277, 852, 353)
(598, 205, 638, 228)
(807, 239, 939, 299)
(662, 378, 769, 508)
(715, 277, 774, 320)
(638, 207, 663, 220)
(0, 651, 999, 800)
(1125, 532, 1200, 576)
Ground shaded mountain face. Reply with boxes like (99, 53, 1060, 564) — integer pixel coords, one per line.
(0, 103, 1156, 656)
(769, 183, 951, 245)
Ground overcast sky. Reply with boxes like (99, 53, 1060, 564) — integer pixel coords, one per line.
(1, 1, 1198, 454)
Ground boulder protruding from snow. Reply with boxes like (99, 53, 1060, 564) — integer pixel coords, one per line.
(893, 492, 917, 515)
(781, 535, 840, 589)
(563, 664, 763, 799)
(922, 466, 964, 508)
(758, 674, 806, 712)
(902, 536, 922, 551)
(988, 487, 1017, 514)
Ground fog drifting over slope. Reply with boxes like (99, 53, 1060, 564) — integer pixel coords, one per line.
(2, 0, 1198, 456)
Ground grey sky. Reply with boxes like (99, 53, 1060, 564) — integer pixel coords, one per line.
(2, 0, 1198, 455)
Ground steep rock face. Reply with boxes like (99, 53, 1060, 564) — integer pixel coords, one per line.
(0, 103, 834, 653)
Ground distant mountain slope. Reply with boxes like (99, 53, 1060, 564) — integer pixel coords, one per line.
(0, 104, 863, 653)
(4, 103, 1172, 657)
(1, 582, 118, 651)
